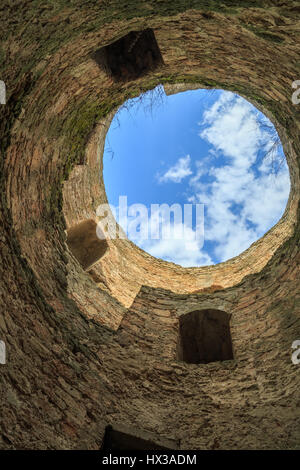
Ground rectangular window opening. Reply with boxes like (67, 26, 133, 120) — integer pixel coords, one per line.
(92, 29, 164, 82)
(177, 309, 234, 364)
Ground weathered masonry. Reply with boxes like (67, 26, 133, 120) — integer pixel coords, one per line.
(0, 0, 299, 450)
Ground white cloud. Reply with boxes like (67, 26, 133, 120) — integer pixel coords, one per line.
(200, 94, 264, 168)
(157, 154, 192, 183)
(140, 236, 213, 267)
(188, 159, 209, 191)
(133, 210, 212, 267)
(192, 91, 290, 263)
(240, 168, 290, 233)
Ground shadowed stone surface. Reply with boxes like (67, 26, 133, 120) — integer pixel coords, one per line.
(66, 219, 108, 271)
(101, 424, 179, 451)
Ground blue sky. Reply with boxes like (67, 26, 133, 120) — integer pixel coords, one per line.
(103, 86, 290, 267)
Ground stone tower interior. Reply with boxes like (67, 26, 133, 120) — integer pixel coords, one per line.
(0, 0, 300, 450)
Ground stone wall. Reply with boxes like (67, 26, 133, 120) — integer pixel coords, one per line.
(0, 0, 299, 450)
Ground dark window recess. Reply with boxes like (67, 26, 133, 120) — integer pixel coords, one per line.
(101, 425, 178, 451)
(66, 219, 108, 271)
(177, 309, 234, 364)
(92, 29, 164, 82)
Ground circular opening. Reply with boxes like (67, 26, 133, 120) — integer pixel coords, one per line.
(103, 86, 290, 267)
